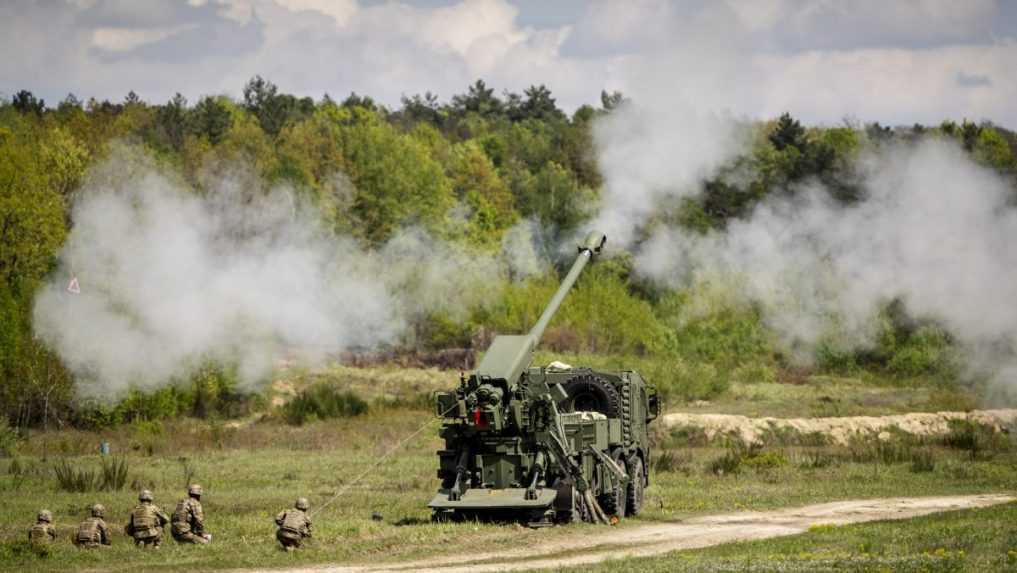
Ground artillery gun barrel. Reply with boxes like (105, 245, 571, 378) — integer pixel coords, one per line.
(528, 231, 606, 343)
(470, 230, 605, 388)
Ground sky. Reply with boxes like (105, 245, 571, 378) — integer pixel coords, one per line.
(2, 0, 1016, 127)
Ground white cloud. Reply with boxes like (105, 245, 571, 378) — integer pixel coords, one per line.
(92, 24, 199, 52)
(2, 0, 1014, 127)
(274, 0, 356, 26)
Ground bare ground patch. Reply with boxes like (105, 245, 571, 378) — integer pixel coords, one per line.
(662, 409, 1017, 445)
(241, 494, 1013, 573)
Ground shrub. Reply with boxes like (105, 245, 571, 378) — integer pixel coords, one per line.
(707, 449, 742, 476)
(282, 384, 368, 425)
(54, 456, 130, 492)
(796, 449, 835, 469)
(4, 457, 28, 491)
(100, 455, 129, 491)
(0, 418, 19, 457)
(887, 326, 954, 377)
(941, 419, 1007, 460)
(663, 425, 711, 448)
(641, 358, 728, 401)
(707, 440, 768, 476)
(485, 266, 670, 356)
(54, 459, 97, 492)
(71, 364, 260, 429)
(417, 311, 474, 350)
(652, 450, 692, 475)
(656, 284, 774, 369)
(731, 363, 777, 385)
(815, 344, 858, 373)
(909, 448, 936, 473)
(742, 449, 788, 469)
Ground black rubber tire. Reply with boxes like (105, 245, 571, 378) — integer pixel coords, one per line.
(559, 374, 622, 418)
(597, 458, 627, 518)
(626, 456, 645, 516)
(552, 479, 577, 524)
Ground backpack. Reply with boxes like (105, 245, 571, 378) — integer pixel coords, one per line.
(281, 510, 307, 535)
(131, 505, 158, 538)
(76, 518, 100, 544)
(172, 499, 192, 535)
(29, 524, 52, 544)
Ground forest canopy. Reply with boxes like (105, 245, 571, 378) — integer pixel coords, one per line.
(2, 78, 1016, 429)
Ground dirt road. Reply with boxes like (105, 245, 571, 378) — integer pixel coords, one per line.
(253, 494, 1013, 573)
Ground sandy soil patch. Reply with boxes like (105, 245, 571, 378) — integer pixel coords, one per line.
(662, 409, 1017, 445)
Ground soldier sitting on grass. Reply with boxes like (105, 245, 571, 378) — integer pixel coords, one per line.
(172, 484, 211, 544)
(125, 489, 170, 548)
(29, 509, 57, 555)
(74, 504, 111, 548)
(275, 497, 312, 551)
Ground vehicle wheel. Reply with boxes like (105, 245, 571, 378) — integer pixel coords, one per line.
(559, 374, 622, 418)
(626, 457, 645, 516)
(552, 478, 577, 524)
(597, 458, 627, 518)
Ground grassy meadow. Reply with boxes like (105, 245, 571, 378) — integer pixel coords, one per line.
(0, 361, 1015, 572)
(571, 502, 1017, 572)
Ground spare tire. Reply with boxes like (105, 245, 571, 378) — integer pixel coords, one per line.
(559, 373, 621, 418)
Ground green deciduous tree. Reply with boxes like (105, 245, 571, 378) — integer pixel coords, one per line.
(331, 107, 454, 243)
(447, 141, 516, 245)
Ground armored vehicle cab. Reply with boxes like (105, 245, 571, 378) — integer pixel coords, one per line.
(430, 232, 660, 524)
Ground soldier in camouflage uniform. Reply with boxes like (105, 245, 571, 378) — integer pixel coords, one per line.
(275, 497, 312, 551)
(29, 509, 57, 551)
(124, 490, 169, 548)
(172, 484, 211, 544)
(74, 504, 111, 548)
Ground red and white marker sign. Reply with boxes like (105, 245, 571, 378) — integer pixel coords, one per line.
(67, 277, 80, 294)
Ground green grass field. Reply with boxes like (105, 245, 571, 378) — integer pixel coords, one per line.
(1, 363, 1015, 572)
(570, 502, 1017, 572)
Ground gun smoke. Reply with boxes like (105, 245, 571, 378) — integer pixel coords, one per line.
(597, 107, 1017, 398)
(33, 147, 547, 399)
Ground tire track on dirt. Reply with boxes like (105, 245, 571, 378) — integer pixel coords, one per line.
(252, 494, 1013, 573)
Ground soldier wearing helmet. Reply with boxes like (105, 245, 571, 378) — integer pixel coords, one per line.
(29, 509, 57, 550)
(125, 489, 169, 548)
(172, 484, 211, 544)
(274, 497, 312, 551)
(74, 504, 111, 548)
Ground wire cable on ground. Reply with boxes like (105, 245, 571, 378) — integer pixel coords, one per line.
(308, 404, 457, 517)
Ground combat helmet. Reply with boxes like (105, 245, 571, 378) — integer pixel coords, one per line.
(188, 484, 203, 498)
(90, 504, 105, 518)
(139, 489, 154, 502)
(295, 497, 309, 511)
(37, 509, 53, 523)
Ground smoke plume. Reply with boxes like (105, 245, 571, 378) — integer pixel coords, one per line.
(586, 2, 1017, 400)
(33, 147, 547, 399)
(636, 139, 1017, 370)
(598, 123, 1017, 400)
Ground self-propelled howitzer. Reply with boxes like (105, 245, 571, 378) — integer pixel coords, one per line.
(430, 231, 659, 525)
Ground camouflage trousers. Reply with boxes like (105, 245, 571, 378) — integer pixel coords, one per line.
(276, 529, 304, 550)
(134, 533, 162, 548)
(173, 532, 210, 544)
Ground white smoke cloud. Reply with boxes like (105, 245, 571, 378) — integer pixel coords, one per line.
(33, 147, 551, 399)
(634, 137, 1017, 390)
(586, 2, 1017, 399)
(33, 152, 398, 396)
(593, 103, 747, 247)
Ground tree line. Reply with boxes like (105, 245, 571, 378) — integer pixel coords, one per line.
(2, 77, 1016, 429)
